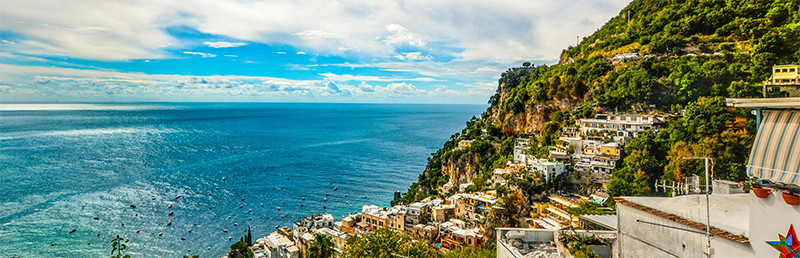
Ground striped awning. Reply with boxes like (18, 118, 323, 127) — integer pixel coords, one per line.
(747, 110, 800, 184)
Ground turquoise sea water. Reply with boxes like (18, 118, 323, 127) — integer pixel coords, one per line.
(0, 103, 484, 257)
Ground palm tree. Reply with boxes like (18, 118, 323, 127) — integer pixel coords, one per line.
(306, 233, 334, 258)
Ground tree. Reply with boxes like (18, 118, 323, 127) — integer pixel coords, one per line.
(306, 234, 335, 258)
(444, 245, 496, 258)
(341, 228, 441, 258)
(110, 235, 131, 258)
(228, 241, 254, 258)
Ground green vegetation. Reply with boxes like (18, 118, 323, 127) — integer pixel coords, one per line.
(443, 245, 497, 258)
(397, 0, 794, 206)
(341, 227, 441, 258)
(227, 241, 254, 258)
(306, 234, 335, 258)
(559, 234, 612, 258)
(110, 235, 131, 258)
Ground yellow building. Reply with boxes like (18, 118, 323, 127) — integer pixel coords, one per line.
(770, 64, 800, 84)
(600, 143, 621, 157)
(765, 64, 800, 97)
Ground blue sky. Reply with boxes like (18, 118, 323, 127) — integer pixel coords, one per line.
(0, 0, 630, 104)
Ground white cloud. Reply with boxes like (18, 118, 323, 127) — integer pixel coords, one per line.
(319, 73, 435, 82)
(0, 0, 630, 62)
(223, 54, 238, 57)
(383, 24, 426, 47)
(203, 41, 247, 48)
(296, 51, 306, 55)
(0, 64, 490, 103)
(182, 51, 216, 58)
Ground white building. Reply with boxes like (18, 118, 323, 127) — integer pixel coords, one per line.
(577, 113, 662, 142)
(254, 232, 300, 258)
(528, 159, 566, 182)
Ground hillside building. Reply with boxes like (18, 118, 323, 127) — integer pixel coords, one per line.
(764, 64, 800, 97)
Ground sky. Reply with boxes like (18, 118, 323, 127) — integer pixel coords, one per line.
(0, 0, 631, 104)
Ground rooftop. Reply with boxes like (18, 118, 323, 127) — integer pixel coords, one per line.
(580, 214, 618, 230)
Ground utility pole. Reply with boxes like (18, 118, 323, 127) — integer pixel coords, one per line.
(683, 157, 714, 258)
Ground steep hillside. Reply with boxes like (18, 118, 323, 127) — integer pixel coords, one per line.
(396, 0, 799, 205)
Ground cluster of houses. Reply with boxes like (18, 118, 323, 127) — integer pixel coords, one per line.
(249, 192, 503, 257)
(509, 112, 664, 187)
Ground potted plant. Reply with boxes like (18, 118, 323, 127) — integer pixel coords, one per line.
(778, 185, 800, 206)
(742, 177, 770, 198)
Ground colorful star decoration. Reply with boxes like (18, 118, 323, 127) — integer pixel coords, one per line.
(767, 224, 800, 258)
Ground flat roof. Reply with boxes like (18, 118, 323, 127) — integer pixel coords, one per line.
(580, 214, 618, 230)
(726, 97, 800, 108)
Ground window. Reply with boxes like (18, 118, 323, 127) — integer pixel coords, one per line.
(776, 69, 781, 73)
(783, 69, 788, 73)
(791, 68, 796, 72)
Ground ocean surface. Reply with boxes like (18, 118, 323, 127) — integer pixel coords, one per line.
(0, 103, 484, 257)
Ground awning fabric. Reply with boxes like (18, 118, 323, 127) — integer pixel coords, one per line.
(747, 110, 800, 184)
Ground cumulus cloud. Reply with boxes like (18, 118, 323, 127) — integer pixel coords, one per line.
(0, 0, 630, 62)
(182, 51, 216, 58)
(203, 41, 247, 48)
(383, 24, 426, 47)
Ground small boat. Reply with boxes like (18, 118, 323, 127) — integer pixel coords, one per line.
(208, 247, 211, 250)
(168, 211, 174, 216)
(301, 197, 305, 201)
(323, 205, 326, 209)
(286, 177, 289, 180)
(50, 243, 54, 246)
(281, 215, 284, 218)
(234, 223, 238, 226)
(222, 177, 225, 181)
(69, 229, 76, 234)
(121, 223, 124, 226)
(135, 214, 138, 216)
(175, 195, 181, 199)
(152, 197, 155, 200)
(330, 182, 333, 185)
(93, 217, 99, 220)
(261, 203, 264, 206)
(167, 221, 172, 226)
(345, 194, 347, 197)
(168, 204, 173, 209)
(88, 242, 91, 245)
(243, 180, 246, 183)
(239, 204, 243, 208)
(181, 237, 186, 240)
(300, 203, 304, 207)
(223, 229, 228, 232)
(248, 209, 252, 212)
(188, 229, 192, 233)
(333, 187, 337, 191)
(325, 193, 329, 196)
(216, 187, 219, 190)
(209, 206, 213, 209)
(136, 229, 141, 233)
(277, 207, 281, 210)
(227, 216, 231, 219)
(208, 193, 211, 196)
(228, 236, 232, 240)
(324, 198, 327, 202)
(241, 198, 245, 201)
(130, 204, 136, 208)
(282, 201, 285, 204)
(97, 233, 100, 237)
(159, 232, 163, 236)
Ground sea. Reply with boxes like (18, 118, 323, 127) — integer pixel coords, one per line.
(0, 103, 485, 257)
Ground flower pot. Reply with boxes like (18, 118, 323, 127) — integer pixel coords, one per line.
(752, 187, 770, 198)
(782, 193, 800, 205)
